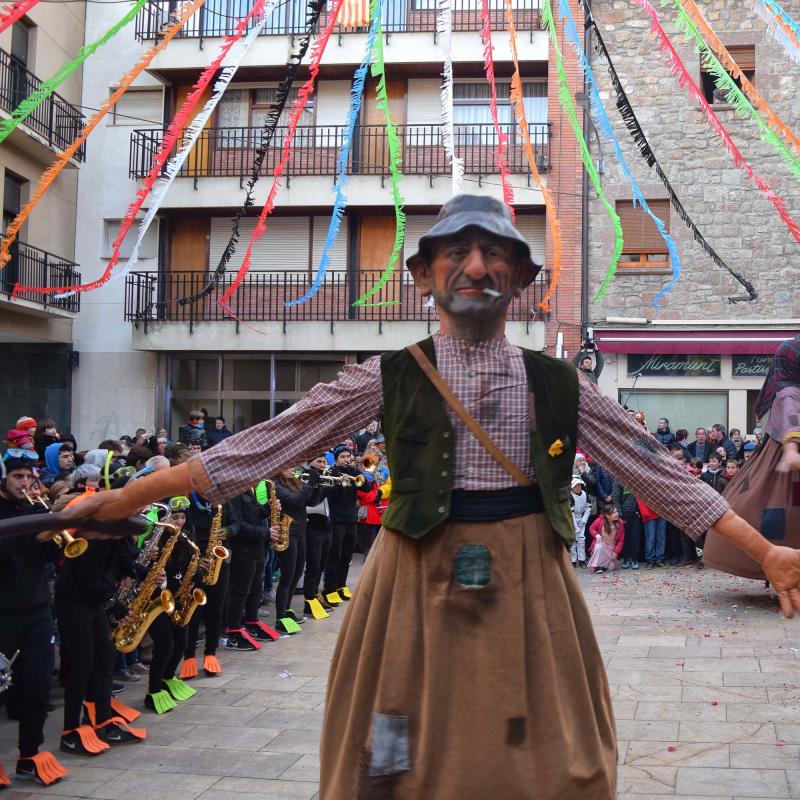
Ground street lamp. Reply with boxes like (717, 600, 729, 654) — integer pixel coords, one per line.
(574, 90, 604, 175)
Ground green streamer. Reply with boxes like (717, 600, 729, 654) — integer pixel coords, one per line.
(542, 0, 622, 302)
(352, 19, 405, 307)
(0, 0, 147, 146)
(669, 0, 800, 182)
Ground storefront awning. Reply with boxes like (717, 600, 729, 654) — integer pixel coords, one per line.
(593, 329, 798, 355)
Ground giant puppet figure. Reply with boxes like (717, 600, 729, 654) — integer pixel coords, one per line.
(60, 195, 800, 799)
(704, 335, 800, 579)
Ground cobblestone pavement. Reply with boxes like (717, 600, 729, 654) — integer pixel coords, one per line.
(3, 557, 800, 799)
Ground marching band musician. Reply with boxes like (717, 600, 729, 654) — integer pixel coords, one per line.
(143, 497, 197, 714)
(53, 467, 146, 753)
(0, 451, 66, 787)
(270, 466, 323, 634)
(57, 194, 800, 799)
(180, 493, 230, 679)
(323, 446, 360, 603)
(303, 455, 337, 617)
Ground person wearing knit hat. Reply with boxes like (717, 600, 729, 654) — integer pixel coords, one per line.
(6, 428, 35, 451)
(16, 417, 37, 435)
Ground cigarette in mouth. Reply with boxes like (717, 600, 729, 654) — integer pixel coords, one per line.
(482, 288, 501, 298)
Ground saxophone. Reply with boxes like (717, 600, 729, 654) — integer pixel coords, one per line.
(112, 520, 180, 653)
(171, 533, 207, 627)
(201, 505, 229, 587)
(263, 480, 292, 552)
(115, 514, 166, 608)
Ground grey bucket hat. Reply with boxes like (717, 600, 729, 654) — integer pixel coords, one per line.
(405, 194, 542, 284)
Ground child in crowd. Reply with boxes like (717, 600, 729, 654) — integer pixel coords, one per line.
(688, 458, 703, 478)
(587, 504, 626, 574)
(569, 477, 590, 568)
(694, 454, 729, 570)
(725, 460, 740, 481)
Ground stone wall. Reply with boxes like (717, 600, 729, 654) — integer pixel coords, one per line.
(586, 0, 800, 321)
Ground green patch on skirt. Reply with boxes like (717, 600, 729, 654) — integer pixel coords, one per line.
(454, 544, 492, 589)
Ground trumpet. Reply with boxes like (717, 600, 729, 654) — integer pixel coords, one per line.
(360, 453, 379, 473)
(297, 468, 366, 488)
(22, 490, 88, 558)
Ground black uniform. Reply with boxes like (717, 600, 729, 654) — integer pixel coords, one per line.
(324, 469, 359, 594)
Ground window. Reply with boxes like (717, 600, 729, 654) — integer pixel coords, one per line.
(701, 45, 754, 104)
(3, 172, 24, 232)
(102, 219, 158, 260)
(111, 88, 164, 126)
(10, 20, 31, 68)
(616, 199, 671, 269)
(216, 87, 315, 146)
(453, 80, 547, 144)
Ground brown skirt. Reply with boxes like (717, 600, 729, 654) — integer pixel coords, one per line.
(704, 437, 799, 580)
(320, 513, 617, 800)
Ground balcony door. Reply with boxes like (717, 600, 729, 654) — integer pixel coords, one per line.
(357, 215, 401, 315)
(359, 79, 405, 174)
(166, 218, 210, 313)
(2, 172, 24, 292)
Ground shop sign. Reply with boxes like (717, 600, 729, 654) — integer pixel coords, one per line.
(732, 354, 772, 377)
(628, 354, 721, 377)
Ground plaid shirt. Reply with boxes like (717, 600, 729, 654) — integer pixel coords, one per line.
(195, 334, 728, 537)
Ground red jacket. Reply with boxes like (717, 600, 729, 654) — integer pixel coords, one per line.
(356, 479, 390, 525)
(588, 516, 625, 556)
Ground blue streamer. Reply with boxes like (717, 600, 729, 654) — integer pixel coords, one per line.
(762, 0, 800, 39)
(286, 0, 382, 306)
(558, 0, 681, 306)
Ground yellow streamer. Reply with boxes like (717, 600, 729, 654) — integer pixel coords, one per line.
(0, 0, 206, 271)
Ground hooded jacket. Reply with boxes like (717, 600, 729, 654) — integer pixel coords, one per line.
(39, 441, 74, 487)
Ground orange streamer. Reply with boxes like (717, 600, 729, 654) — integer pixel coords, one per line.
(680, 0, 800, 161)
(504, 0, 562, 313)
(0, 0, 205, 271)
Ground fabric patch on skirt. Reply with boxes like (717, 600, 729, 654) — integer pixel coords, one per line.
(454, 544, 492, 589)
(759, 507, 786, 540)
(369, 714, 410, 777)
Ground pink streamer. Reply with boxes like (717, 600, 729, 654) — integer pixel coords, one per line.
(479, 0, 514, 217)
(16, 0, 268, 298)
(637, 0, 800, 246)
(217, 0, 346, 319)
(0, 0, 40, 35)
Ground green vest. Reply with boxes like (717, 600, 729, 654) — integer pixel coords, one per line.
(380, 337, 579, 545)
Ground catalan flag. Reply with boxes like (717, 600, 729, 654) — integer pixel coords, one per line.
(338, 0, 370, 28)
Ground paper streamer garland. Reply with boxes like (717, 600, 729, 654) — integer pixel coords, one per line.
(351, 14, 406, 307)
(286, 0, 382, 307)
(39, 0, 276, 300)
(217, 0, 346, 318)
(751, 0, 800, 63)
(636, 0, 800, 248)
(543, 0, 622, 302)
(0, 0, 147, 147)
(437, 0, 464, 194)
(0, 0, 40, 35)
(3, 0, 206, 278)
(677, 0, 800, 164)
(558, 0, 680, 306)
(583, 6, 756, 302)
(479, 0, 514, 216)
(759, 0, 800, 40)
(672, 0, 800, 181)
(505, 0, 561, 312)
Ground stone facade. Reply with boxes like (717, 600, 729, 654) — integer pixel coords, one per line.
(586, 0, 800, 321)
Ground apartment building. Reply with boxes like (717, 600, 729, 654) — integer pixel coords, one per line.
(585, 0, 800, 433)
(0, 3, 85, 433)
(74, 0, 586, 443)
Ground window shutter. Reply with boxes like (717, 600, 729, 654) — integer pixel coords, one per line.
(312, 215, 349, 273)
(113, 88, 163, 127)
(208, 217, 310, 271)
(701, 44, 754, 73)
(616, 199, 670, 251)
(403, 214, 439, 271)
(515, 214, 546, 267)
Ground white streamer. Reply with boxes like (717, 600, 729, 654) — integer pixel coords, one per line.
(86, 1, 279, 295)
(437, 0, 463, 194)
(751, 0, 800, 64)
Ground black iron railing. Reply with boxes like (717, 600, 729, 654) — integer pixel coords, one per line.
(135, 0, 541, 40)
(125, 269, 549, 326)
(0, 50, 85, 159)
(2, 241, 81, 312)
(129, 122, 550, 180)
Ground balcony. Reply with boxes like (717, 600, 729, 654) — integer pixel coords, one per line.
(129, 122, 551, 184)
(0, 50, 85, 161)
(124, 268, 548, 350)
(2, 241, 81, 313)
(135, 0, 541, 40)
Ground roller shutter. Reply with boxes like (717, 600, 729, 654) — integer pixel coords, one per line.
(208, 216, 311, 272)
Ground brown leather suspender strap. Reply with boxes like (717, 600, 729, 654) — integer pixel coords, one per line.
(407, 343, 533, 487)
